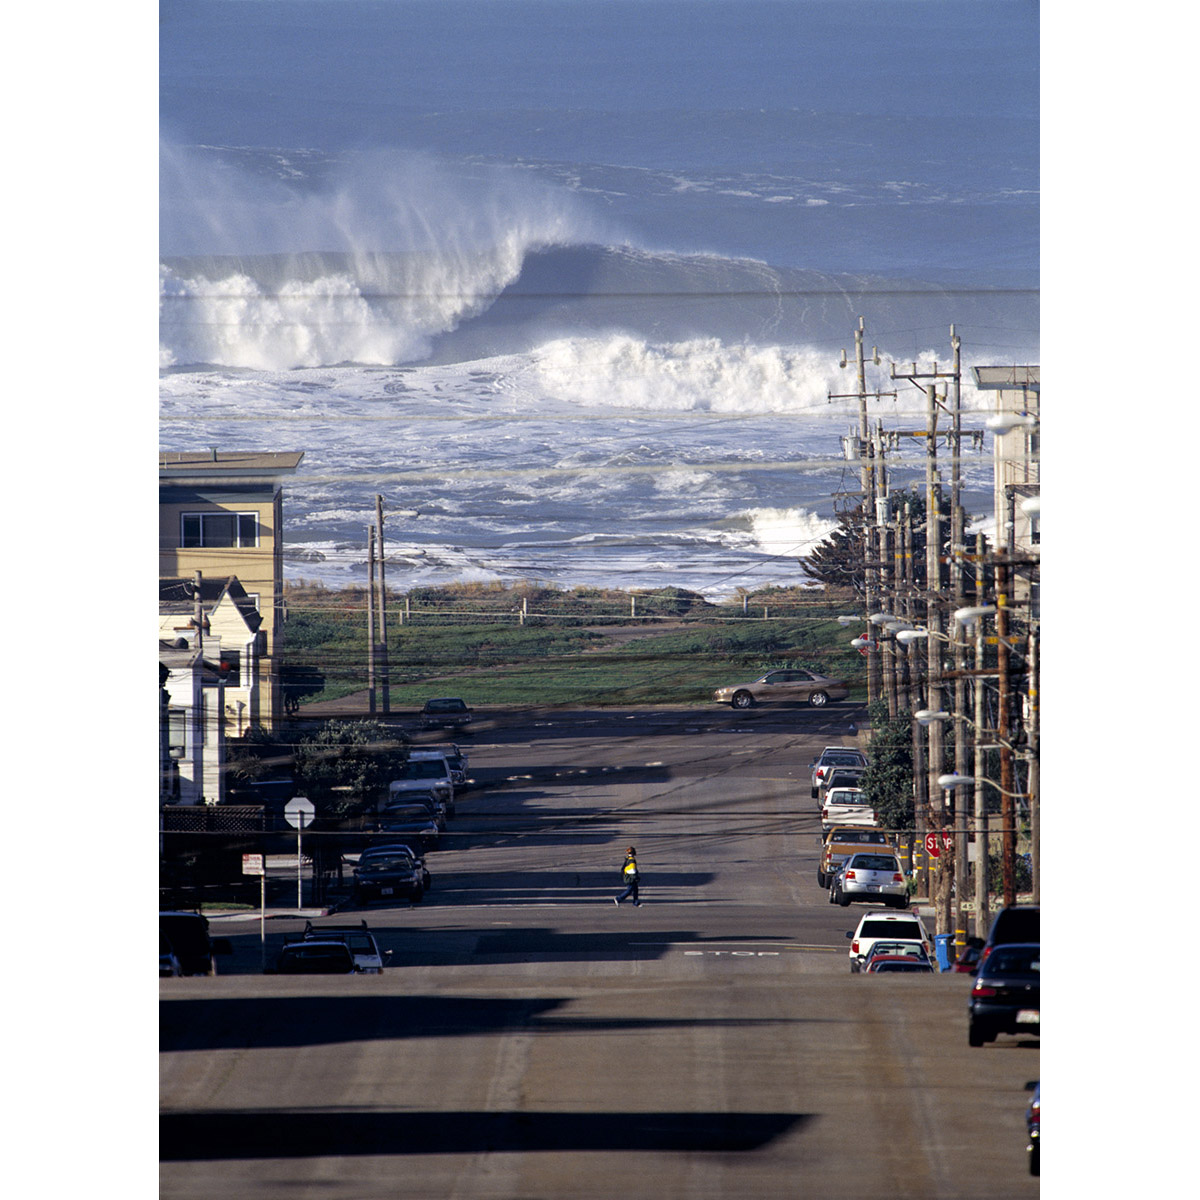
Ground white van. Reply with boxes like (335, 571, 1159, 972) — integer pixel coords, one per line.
(389, 753, 455, 814)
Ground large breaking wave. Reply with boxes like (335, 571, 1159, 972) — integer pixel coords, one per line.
(160, 143, 1037, 371)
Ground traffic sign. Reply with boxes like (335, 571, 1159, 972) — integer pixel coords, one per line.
(924, 832, 941, 859)
(284, 796, 316, 830)
(242, 853, 264, 876)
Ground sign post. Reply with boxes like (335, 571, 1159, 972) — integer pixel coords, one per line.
(284, 797, 316, 910)
(242, 853, 266, 969)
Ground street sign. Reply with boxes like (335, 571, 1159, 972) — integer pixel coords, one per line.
(284, 796, 316, 830)
(924, 832, 941, 859)
(941, 832, 954, 853)
(242, 853, 265, 876)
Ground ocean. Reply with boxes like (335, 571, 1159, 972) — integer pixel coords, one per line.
(159, 0, 1039, 599)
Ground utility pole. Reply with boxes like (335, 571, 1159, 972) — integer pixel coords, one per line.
(1027, 629, 1039, 903)
(949, 327, 970, 959)
(831, 318, 894, 705)
(375, 495, 390, 715)
(973, 533, 990, 933)
(996, 559, 1015, 906)
(366, 525, 377, 716)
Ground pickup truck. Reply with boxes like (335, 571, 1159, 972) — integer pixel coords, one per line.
(817, 825, 896, 888)
(820, 787, 877, 833)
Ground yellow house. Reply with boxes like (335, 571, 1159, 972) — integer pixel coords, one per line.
(159, 450, 304, 730)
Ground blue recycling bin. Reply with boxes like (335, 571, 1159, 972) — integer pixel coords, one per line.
(934, 934, 953, 972)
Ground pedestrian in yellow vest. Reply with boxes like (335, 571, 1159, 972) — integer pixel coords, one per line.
(613, 847, 641, 906)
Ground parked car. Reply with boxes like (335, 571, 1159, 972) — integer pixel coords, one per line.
(713, 669, 849, 710)
(373, 808, 441, 851)
(1025, 1082, 1040, 1176)
(858, 940, 933, 971)
(302, 921, 391, 973)
(388, 759, 455, 813)
(810, 746, 868, 797)
(846, 910, 932, 972)
(968, 942, 1040, 1046)
(818, 825, 894, 888)
(820, 787, 876, 832)
(268, 939, 360, 974)
(830, 851, 908, 908)
(864, 957, 936, 974)
(160, 930, 182, 977)
(420, 697, 473, 730)
(426, 743, 468, 788)
(159, 911, 234, 976)
(354, 845, 428, 904)
(382, 789, 447, 830)
(358, 842, 432, 891)
(953, 936, 986, 974)
(816, 766, 865, 804)
(978, 904, 1040, 972)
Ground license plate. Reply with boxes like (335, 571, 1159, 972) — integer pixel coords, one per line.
(382, 887, 394, 896)
(1016, 1009, 1039, 1024)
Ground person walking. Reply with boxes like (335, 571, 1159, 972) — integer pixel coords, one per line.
(613, 847, 641, 906)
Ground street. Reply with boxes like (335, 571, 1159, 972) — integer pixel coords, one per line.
(161, 704, 1040, 1199)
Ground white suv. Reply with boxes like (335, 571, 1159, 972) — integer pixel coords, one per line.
(845, 910, 931, 972)
(810, 746, 867, 798)
(389, 754, 456, 814)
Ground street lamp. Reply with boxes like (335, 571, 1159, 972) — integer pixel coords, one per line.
(915, 709, 951, 725)
(985, 412, 1038, 434)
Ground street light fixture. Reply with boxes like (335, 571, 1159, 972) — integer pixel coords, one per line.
(915, 709, 951, 725)
(954, 605, 995, 625)
(985, 412, 1038, 434)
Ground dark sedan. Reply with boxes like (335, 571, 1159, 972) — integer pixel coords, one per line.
(968, 942, 1040, 1046)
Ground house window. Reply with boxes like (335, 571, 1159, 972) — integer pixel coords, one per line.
(167, 709, 188, 759)
(181, 512, 259, 548)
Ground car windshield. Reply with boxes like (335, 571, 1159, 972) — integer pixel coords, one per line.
(824, 752, 864, 766)
(827, 791, 867, 804)
(426, 700, 465, 712)
(869, 942, 926, 958)
(832, 829, 886, 844)
(872, 961, 931, 972)
(362, 855, 413, 871)
(849, 855, 898, 871)
(985, 947, 1040, 975)
(400, 762, 447, 779)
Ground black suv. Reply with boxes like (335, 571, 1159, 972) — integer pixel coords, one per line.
(979, 904, 1039, 971)
(159, 911, 234, 976)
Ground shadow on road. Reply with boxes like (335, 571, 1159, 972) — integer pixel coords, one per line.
(161, 1107, 813, 1160)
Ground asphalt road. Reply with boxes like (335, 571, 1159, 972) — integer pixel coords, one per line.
(161, 703, 1040, 1199)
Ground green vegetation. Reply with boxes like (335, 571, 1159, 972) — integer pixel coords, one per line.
(283, 581, 867, 707)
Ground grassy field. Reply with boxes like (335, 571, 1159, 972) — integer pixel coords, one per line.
(283, 582, 868, 708)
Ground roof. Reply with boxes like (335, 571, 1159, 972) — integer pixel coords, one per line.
(159, 451, 304, 482)
(159, 576, 263, 633)
(972, 365, 1040, 391)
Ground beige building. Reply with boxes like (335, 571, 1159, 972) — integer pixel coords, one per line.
(973, 366, 1039, 608)
(159, 451, 304, 730)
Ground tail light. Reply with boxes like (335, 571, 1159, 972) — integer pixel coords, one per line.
(892, 873, 903, 882)
(845, 870, 856, 881)
(972, 983, 998, 997)
(851, 940, 860, 953)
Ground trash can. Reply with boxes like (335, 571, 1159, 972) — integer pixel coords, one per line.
(934, 934, 953, 972)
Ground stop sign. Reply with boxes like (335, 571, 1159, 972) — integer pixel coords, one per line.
(924, 831, 941, 859)
(284, 795, 316, 830)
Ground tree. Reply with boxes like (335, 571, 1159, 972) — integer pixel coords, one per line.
(293, 720, 409, 821)
(860, 701, 915, 831)
(803, 486, 948, 597)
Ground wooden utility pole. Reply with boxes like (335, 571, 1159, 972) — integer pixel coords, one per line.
(830, 318, 894, 705)
(996, 560, 1015, 906)
(375, 495, 390, 715)
(973, 533, 991, 933)
(366, 525, 377, 716)
(949, 328, 970, 958)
